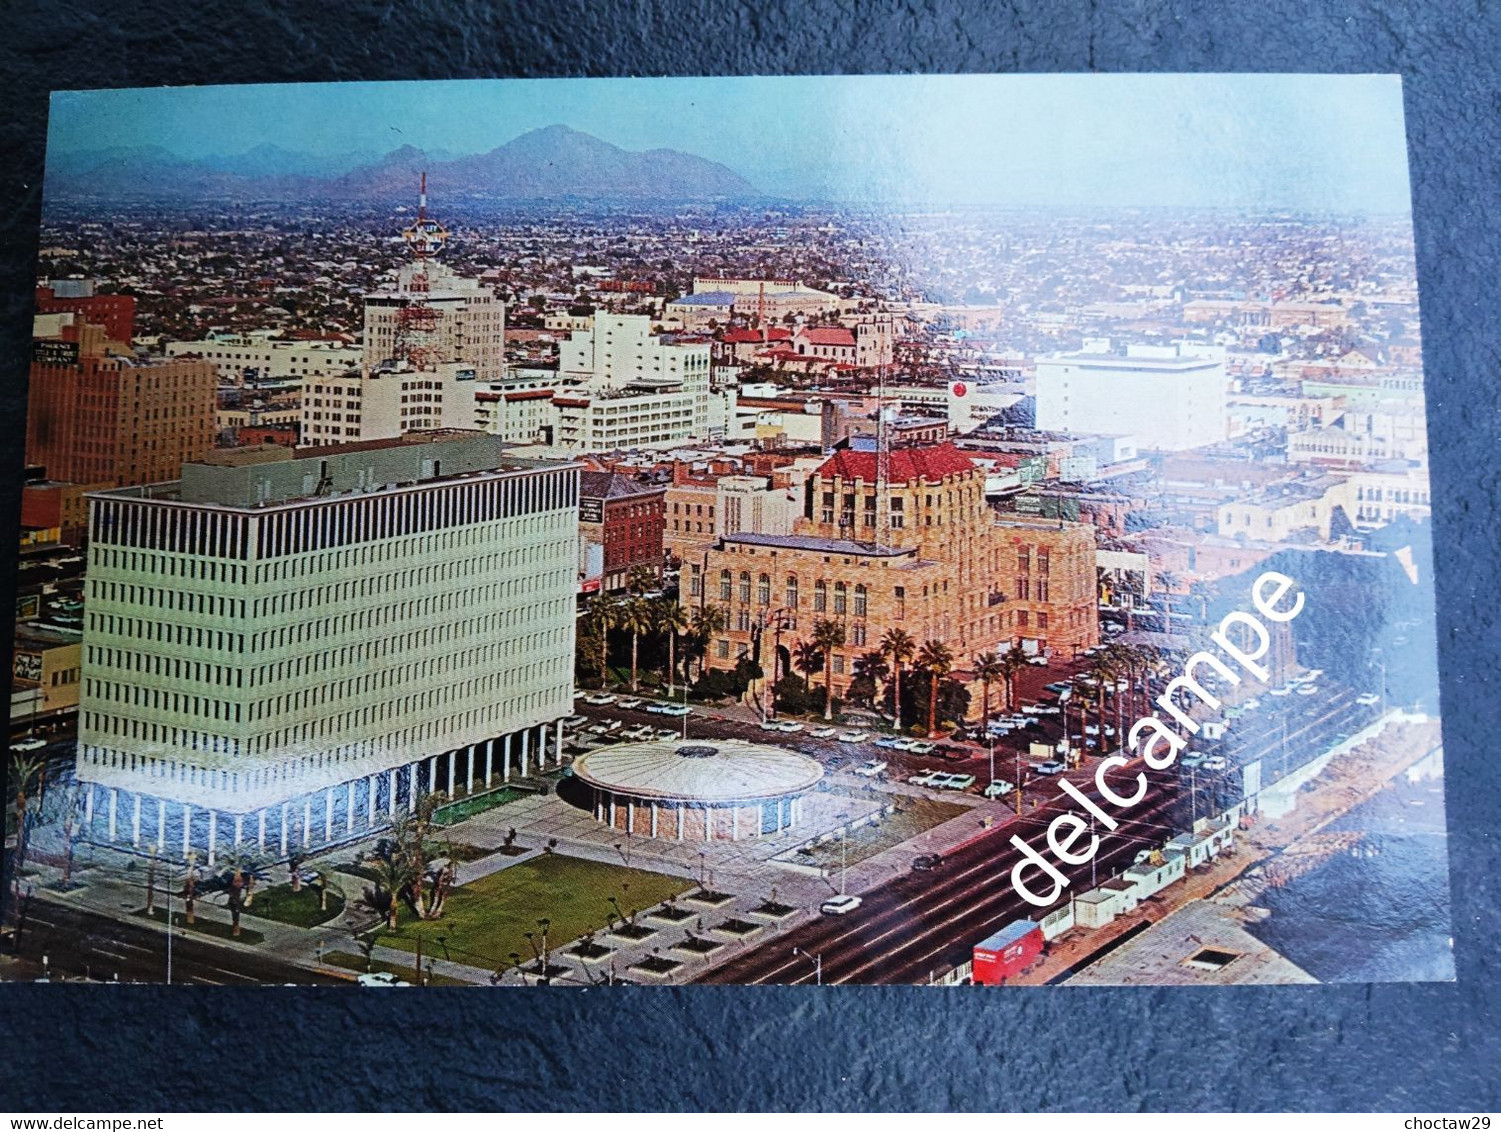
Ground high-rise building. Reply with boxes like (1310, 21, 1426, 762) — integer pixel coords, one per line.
(26, 323, 216, 488)
(74, 432, 578, 863)
(362, 260, 506, 382)
(300, 360, 480, 446)
(1036, 343, 1228, 452)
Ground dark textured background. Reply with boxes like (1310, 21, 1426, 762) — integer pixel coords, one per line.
(0, 0, 1497, 1113)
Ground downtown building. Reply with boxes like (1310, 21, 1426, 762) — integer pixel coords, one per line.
(695, 442, 1098, 707)
(73, 432, 578, 863)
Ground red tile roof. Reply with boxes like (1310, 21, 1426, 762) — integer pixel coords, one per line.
(814, 444, 976, 484)
(798, 327, 857, 347)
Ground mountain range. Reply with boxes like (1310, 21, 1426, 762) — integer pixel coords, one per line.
(43, 125, 761, 204)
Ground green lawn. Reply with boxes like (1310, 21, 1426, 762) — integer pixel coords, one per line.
(797, 797, 971, 869)
(374, 853, 691, 972)
(242, 882, 345, 929)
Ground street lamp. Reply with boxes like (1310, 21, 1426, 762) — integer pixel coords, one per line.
(793, 946, 822, 985)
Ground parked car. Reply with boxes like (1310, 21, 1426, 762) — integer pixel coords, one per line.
(357, 972, 411, 987)
(983, 779, 1016, 798)
(589, 719, 622, 734)
(1030, 760, 1066, 776)
(907, 740, 937, 755)
(912, 853, 944, 871)
(1027, 655, 1049, 666)
(874, 737, 906, 750)
(853, 759, 889, 778)
(561, 714, 588, 728)
(937, 773, 975, 791)
(776, 720, 805, 733)
(621, 725, 655, 741)
(616, 697, 644, 710)
(1268, 686, 1293, 697)
(936, 743, 971, 763)
(906, 771, 940, 786)
(1356, 692, 1381, 706)
(1241, 697, 1262, 711)
(652, 728, 679, 741)
(1201, 755, 1229, 772)
(1296, 684, 1318, 696)
(820, 894, 862, 915)
(837, 730, 870, 744)
(584, 693, 617, 706)
(9, 738, 46, 753)
(758, 720, 783, 732)
(1179, 752, 1206, 770)
(648, 703, 691, 716)
(810, 727, 838, 739)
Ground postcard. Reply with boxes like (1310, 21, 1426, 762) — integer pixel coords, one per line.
(3, 74, 1450, 986)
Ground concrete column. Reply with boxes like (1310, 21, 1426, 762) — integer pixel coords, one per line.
(608, 794, 616, 827)
(157, 798, 166, 850)
(387, 768, 398, 817)
(347, 782, 356, 834)
(409, 763, 419, 814)
(234, 813, 243, 848)
(131, 794, 141, 847)
(182, 804, 192, 857)
(301, 799, 311, 848)
(520, 729, 530, 777)
(428, 757, 437, 794)
(627, 800, 635, 835)
(278, 803, 289, 856)
(107, 789, 117, 842)
(650, 802, 659, 838)
(555, 720, 565, 766)
(594, 791, 602, 821)
(484, 740, 494, 787)
(732, 806, 741, 842)
(466, 746, 475, 795)
(447, 752, 456, 798)
(85, 785, 94, 823)
(503, 734, 513, 782)
(257, 808, 266, 851)
(367, 775, 377, 826)
(676, 806, 685, 842)
(207, 811, 217, 868)
(325, 788, 334, 840)
(705, 807, 714, 841)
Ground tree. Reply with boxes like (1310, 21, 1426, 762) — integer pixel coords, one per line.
(1157, 569, 1182, 636)
(584, 593, 618, 687)
(688, 603, 728, 681)
(916, 640, 955, 736)
(999, 644, 1031, 714)
(393, 794, 457, 921)
(792, 639, 823, 695)
(618, 598, 654, 693)
(6, 754, 44, 891)
(655, 599, 690, 695)
(811, 619, 847, 721)
(1085, 654, 1120, 748)
(971, 650, 1004, 737)
(627, 564, 658, 597)
(880, 628, 917, 732)
(849, 650, 890, 710)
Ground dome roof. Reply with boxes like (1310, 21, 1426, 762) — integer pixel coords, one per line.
(571, 738, 823, 804)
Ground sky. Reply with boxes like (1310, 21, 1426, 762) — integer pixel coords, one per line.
(47, 74, 1413, 212)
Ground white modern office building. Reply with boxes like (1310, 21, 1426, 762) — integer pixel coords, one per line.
(165, 334, 365, 387)
(74, 432, 577, 863)
(299, 359, 481, 445)
(362, 260, 506, 383)
(1035, 342, 1228, 452)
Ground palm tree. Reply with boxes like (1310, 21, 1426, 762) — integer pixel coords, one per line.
(971, 650, 1003, 737)
(618, 598, 654, 693)
(811, 619, 847, 721)
(688, 603, 728, 681)
(626, 563, 658, 597)
(655, 599, 690, 694)
(792, 639, 823, 695)
(999, 643, 1031, 714)
(880, 628, 917, 732)
(1085, 653, 1120, 749)
(584, 593, 617, 687)
(916, 639, 955, 737)
(851, 650, 891, 710)
(7, 753, 44, 887)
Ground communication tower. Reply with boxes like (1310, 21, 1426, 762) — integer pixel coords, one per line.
(392, 172, 449, 371)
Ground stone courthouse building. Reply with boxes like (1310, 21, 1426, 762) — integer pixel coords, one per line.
(696, 442, 1098, 706)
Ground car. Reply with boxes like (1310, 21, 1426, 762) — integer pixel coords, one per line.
(853, 759, 889, 778)
(874, 736, 906, 750)
(621, 725, 655, 741)
(936, 743, 971, 763)
(758, 719, 783, 732)
(653, 728, 680, 741)
(912, 853, 944, 871)
(1268, 686, 1293, 697)
(775, 720, 806, 734)
(937, 773, 975, 791)
(820, 894, 863, 915)
(906, 771, 940, 786)
(983, 779, 1017, 798)
(1296, 684, 1318, 696)
(1201, 755, 1229, 772)
(356, 972, 412, 987)
(810, 727, 838, 739)
(584, 693, 617, 706)
(1031, 704, 1062, 716)
(837, 730, 870, 744)
(616, 697, 644, 710)
(9, 738, 46, 753)
(907, 740, 937, 755)
(1241, 698, 1261, 711)
(1027, 655, 1049, 666)
(1044, 681, 1071, 694)
(1030, 760, 1067, 775)
(1179, 752, 1206, 770)
(648, 703, 691, 716)
(561, 714, 588, 728)
(1356, 692, 1381, 706)
(588, 720, 622, 735)
(573, 689, 587, 699)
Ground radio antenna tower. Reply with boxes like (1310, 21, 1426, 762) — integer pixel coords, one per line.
(393, 172, 448, 371)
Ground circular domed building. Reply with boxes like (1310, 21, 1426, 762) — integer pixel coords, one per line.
(570, 738, 823, 841)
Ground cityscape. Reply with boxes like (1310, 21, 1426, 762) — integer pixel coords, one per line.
(2, 75, 1452, 986)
